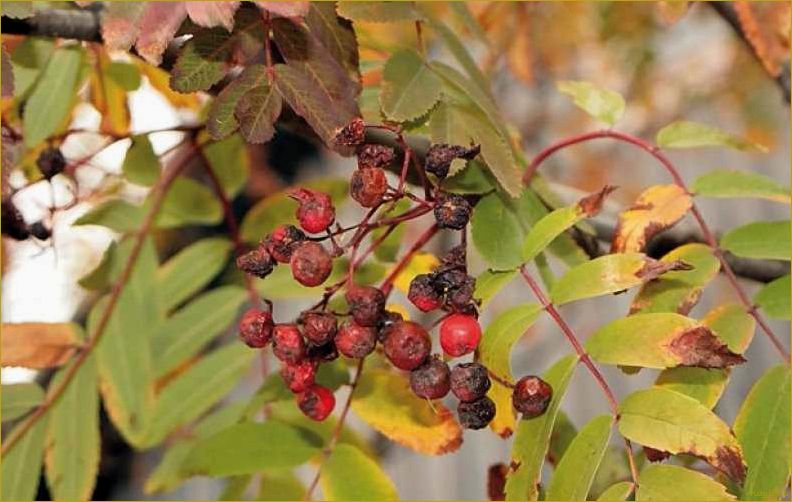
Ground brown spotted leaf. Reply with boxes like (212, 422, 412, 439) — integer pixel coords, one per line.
(1, 323, 80, 368)
(611, 184, 692, 253)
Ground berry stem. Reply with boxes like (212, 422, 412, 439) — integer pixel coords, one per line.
(380, 223, 440, 297)
(524, 129, 789, 362)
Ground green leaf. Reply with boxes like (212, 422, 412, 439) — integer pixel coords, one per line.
(471, 192, 524, 270)
(522, 206, 581, 263)
(546, 415, 613, 501)
(372, 199, 410, 262)
(479, 304, 542, 437)
(170, 28, 234, 93)
(548, 410, 577, 464)
(236, 83, 282, 144)
(155, 237, 233, 312)
(181, 421, 322, 477)
(755, 274, 791, 319)
(692, 169, 789, 204)
(207, 65, 267, 139)
(122, 134, 160, 186)
(426, 18, 492, 102)
(618, 387, 746, 482)
(655, 367, 729, 409)
(145, 344, 255, 446)
(153, 286, 248, 378)
(473, 269, 516, 308)
(442, 160, 496, 194)
(255, 259, 384, 300)
(556, 80, 625, 127)
(2, 1, 36, 19)
(157, 177, 224, 228)
(505, 355, 578, 501)
(1, 414, 49, 501)
(734, 365, 790, 501)
(240, 178, 348, 242)
(701, 304, 755, 354)
(720, 220, 790, 261)
(597, 481, 634, 501)
(320, 444, 398, 501)
(379, 49, 441, 122)
(429, 101, 476, 177)
(636, 464, 735, 501)
(105, 61, 141, 91)
(586, 312, 744, 369)
(23, 45, 84, 147)
(1, 382, 44, 422)
(74, 199, 143, 232)
(201, 133, 249, 198)
(219, 475, 251, 501)
(10, 37, 54, 100)
(655, 121, 767, 152)
(44, 351, 100, 500)
(336, 2, 422, 22)
(258, 470, 305, 500)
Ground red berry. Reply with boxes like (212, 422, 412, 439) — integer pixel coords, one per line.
(299, 311, 338, 346)
(408, 274, 443, 312)
(236, 245, 276, 279)
(457, 396, 496, 430)
(290, 188, 335, 234)
(265, 225, 306, 263)
(410, 355, 451, 399)
(350, 167, 387, 208)
(383, 320, 431, 371)
(238, 308, 274, 348)
(297, 384, 336, 421)
(280, 359, 317, 393)
(290, 241, 333, 287)
(272, 324, 305, 363)
(345, 285, 385, 327)
(336, 321, 377, 359)
(439, 314, 481, 357)
(512, 375, 552, 418)
(450, 362, 491, 402)
(434, 192, 472, 230)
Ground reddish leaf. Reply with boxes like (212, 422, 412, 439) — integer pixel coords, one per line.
(135, 2, 187, 65)
(185, 2, 240, 30)
(207, 65, 268, 139)
(101, 2, 146, 52)
(256, 1, 309, 18)
(1, 323, 80, 369)
(305, 2, 360, 82)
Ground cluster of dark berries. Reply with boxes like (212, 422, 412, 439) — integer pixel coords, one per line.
(408, 245, 478, 318)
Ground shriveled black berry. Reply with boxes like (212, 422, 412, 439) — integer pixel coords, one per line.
(450, 362, 491, 402)
(345, 285, 385, 327)
(407, 273, 443, 312)
(513, 375, 552, 418)
(457, 396, 496, 430)
(440, 244, 467, 269)
(305, 340, 339, 362)
(36, 147, 66, 180)
(410, 355, 451, 399)
(236, 245, 276, 279)
(333, 117, 366, 147)
(425, 143, 480, 179)
(433, 192, 472, 230)
(1, 198, 29, 241)
(29, 221, 51, 241)
(357, 144, 395, 169)
(445, 276, 476, 313)
(299, 311, 338, 346)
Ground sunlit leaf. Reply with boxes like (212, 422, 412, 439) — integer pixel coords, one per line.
(556, 80, 625, 127)
(636, 464, 734, 501)
(390, 252, 439, 294)
(611, 185, 692, 253)
(1, 382, 44, 422)
(185, 2, 240, 30)
(546, 415, 613, 501)
(122, 134, 160, 187)
(256, 1, 309, 18)
(379, 49, 441, 122)
(474, 269, 516, 308)
(754, 274, 791, 319)
(320, 444, 398, 501)
(654, 367, 729, 409)
(156, 237, 233, 312)
(135, 2, 187, 65)
(720, 220, 790, 261)
(1, 323, 80, 369)
(656, 121, 767, 152)
(336, 2, 422, 22)
(258, 470, 305, 500)
(101, 3, 146, 52)
(471, 192, 524, 270)
(597, 481, 634, 501)
(701, 304, 755, 354)
(1, 414, 49, 501)
(692, 169, 790, 204)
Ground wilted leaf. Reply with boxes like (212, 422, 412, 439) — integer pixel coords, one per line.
(320, 444, 398, 501)
(236, 83, 283, 144)
(379, 49, 441, 122)
(618, 387, 746, 482)
(755, 274, 791, 319)
(636, 464, 734, 501)
(207, 65, 267, 139)
(611, 185, 692, 253)
(546, 415, 613, 501)
(692, 169, 790, 204)
(135, 2, 187, 65)
(1, 323, 80, 369)
(155, 238, 233, 312)
(336, 2, 422, 22)
(654, 367, 729, 409)
(352, 368, 462, 455)
(720, 220, 790, 261)
(122, 135, 160, 186)
(1, 382, 44, 422)
(1, 415, 49, 501)
(655, 121, 767, 152)
(185, 2, 239, 30)
(557, 80, 625, 127)
(597, 481, 635, 501)
(474, 269, 516, 308)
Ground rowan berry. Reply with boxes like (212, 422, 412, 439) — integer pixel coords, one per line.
(265, 225, 306, 263)
(439, 314, 481, 357)
(238, 308, 274, 348)
(236, 246, 276, 279)
(350, 167, 387, 208)
(335, 321, 377, 358)
(450, 362, 491, 402)
(290, 241, 333, 287)
(410, 355, 451, 399)
(425, 143, 480, 179)
(290, 188, 335, 234)
(345, 285, 385, 327)
(382, 320, 431, 371)
(280, 359, 317, 393)
(272, 324, 306, 363)
(408, 274, 443, 312)
(299, 311, 338, 346)
(433, 192, 472, 230)
(512, 375, 552, 418)
(333, 117, 365, 147)
(297, 384, 335, 421)
(457, 396, 496, 430)
(357, 144, 395, 169)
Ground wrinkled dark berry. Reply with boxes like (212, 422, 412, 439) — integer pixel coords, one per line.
(36, 147, 66, 180)
(305, 340, 339, 362)
(357, 144, 395, 169)
(440, 314, 481, 357)
(272, 324, 305, 363)
(333, 117, 366, 147)
(297, 384, 336, 421)
(290, 241, 333, 287)
(433, 268, 468, 290)
(408, 274, 443, 312)
(291, 188, 335, 234)
(440, 244, 467, 269)
(409, 355, 451, 399)
(382, 320, 431, 371)
(238, 308, 274, 348)
(345, 285, 385, 327)
(433, 192, 472, 230)
(265, 225, 306, 263)
(335, 321, 377, 359)
(512, 375, 552, 418)
(445, 276, 476, 313)
(299, 311, 338, 346)
(29, 221, 51, 241)
(1, 198, 29, 241)
(425, 143, 480, 179)
(458, 396, 496, 430)
(644, 447, 671, 463)
(281, 359, 317, 393)
(350, 167, 387, 208)
(450, 362, 491, 402)
(236, 246, 276, 279)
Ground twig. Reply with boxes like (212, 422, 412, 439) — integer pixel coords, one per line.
(380, 223, 440, 297)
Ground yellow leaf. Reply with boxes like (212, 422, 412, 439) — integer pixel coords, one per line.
(90, 50, 130, 137)
(611, 185, 692, 253)
(134, 58, 201, 110)
(389, 252, 439, 294)
(1, 323, 80, 368)
(351, 368, 462, 455)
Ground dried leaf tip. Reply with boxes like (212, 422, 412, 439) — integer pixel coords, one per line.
(578, 185, 618, 216)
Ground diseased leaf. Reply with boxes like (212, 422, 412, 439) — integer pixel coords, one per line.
(236, 83, 282, 144)
(692, 169, 790, 204)
(618, 387, 747, 482)
(352, 368, 462, 455)
(379, 49, 441, 122)
(122, 134, 160, 186)
(207, 65, 267, 139)
(546, 415, 613, 501)
(1, 383, 44, 422)
(479, 304, 542, 437)
(305, 2, 359, 81)
(170, 28, 234, 93)
(556, 80, 625, 127)
(181, 421, 322, 477)
(586, 313, 744, 369)
(636, 464, 735, 501)
(734, 365, 790, 501)
(656, 121, 767, 152)
(720, 220, 790, 261)
(474, 269, 516, 308)
(135, 3, 187, 65)
(1, 323, 80, 369)
(701, 304, 755, 354)
(505, 355, 578, 501)
(336, 2, 422, 22)
(597, 481, 635, 501)
(320, 444, 398, 501)
(185, 2, 240, 30)
(755, 274, 791, 319)
(1, 414, 49, 501)
(611, 185, 692, 253)
(654, 367, 729, 409)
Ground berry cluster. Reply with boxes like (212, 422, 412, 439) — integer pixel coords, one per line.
(235, 118, 553, 429)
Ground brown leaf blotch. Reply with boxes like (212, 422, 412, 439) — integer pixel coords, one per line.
(644, 446, 672, 462)
(713, 445, 747, 484)
(487, 463, 508, 501)
(636, 259, 693, 281)
(668, 326, 746, 368)
(578, 185, 618, 216)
